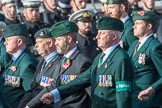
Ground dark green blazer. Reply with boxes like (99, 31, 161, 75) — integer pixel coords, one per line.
(0, 37, 11, 73)
(0, 49, 38, 108)
(121, 17, 138, 51)
(57, 45, 133, 108)
(128, 35, 162, 108)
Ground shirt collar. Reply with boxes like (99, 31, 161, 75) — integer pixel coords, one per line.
(0, 36, 3, 42)
(12, 48, 25, 61)
(102, 43, 119, 63)
(121, 15, 129, 23)
(44, 51, 58, 64)
(139, 33, 153, 45)
(64, 46, 77, 58)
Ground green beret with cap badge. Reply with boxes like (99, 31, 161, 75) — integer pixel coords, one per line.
(69, 9, 94, 22)
(50, 21, 78, 38)
(132, 10, 157, 22)
(34, 28, 52, 39)
(97, 16, 124, 32)
(3, 24, 29, 38)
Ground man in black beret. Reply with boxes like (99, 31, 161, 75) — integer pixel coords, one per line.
(41, 16, 133, 108)
(0, 24, 38, 108)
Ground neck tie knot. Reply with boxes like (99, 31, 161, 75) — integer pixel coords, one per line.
(133, 41, 141, 55)
(97, 52, 105, 69)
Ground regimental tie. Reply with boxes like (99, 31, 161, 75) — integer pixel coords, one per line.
(62, 57, 67, 66)
(133, 41, 141, 56)
(97, 52, 105, 69)
(41, 60, 46, 71)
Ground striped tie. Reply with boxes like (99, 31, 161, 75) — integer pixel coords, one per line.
(97, 53, 105, 69)
(133, 42, 141, 56)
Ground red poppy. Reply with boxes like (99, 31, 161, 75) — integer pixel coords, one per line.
(10, 66, 17, 72)
(139, 11, 145, 16)
(62, 59, 71, 69)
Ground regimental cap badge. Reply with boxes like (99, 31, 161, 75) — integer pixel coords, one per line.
(39, 32, 44, 37)
(108, 0, 113, 4)
(82, 11, 90, 18)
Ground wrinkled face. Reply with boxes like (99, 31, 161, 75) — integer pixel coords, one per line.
(23, 8, 40, 23)
(44, 0, 57, 10)
(77, 21, 92, 35)
(55, 36, 69, 54)
(2, 3, 16, 20)
(96, 30, 115, 51)
(133, 20, 147, 38)
(71, 0, 87, 11)
(107, 4, 122, 19)
(4, 36, 20, 54)
(142, 0, 155, 10)
(35, 38, 51, 57)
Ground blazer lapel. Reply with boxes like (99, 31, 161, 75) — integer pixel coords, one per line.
(59, 49, 80, 75)
(93, 45, 120, 90)
(43, 55, 59, 73)
(132, 36, 154, 62)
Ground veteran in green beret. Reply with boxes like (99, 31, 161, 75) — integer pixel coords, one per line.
(128, 10, 162, 108)
(102, 0, 138, 51)
(40, 17, 133, 108)
(0, 24, 38, 108)
(69, 9, 101, 61)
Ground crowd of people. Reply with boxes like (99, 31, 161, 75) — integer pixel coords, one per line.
(0, 0, 162, 108)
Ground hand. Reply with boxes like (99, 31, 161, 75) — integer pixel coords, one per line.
(24, 106, 29, 108)
(138, 87, 155, 101)
(40, 92, 54, 104)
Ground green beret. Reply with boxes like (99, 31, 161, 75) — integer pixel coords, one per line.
(58, 0, 71, 9)
(22, 0, 40, 8)
(97, 16, 124, 32)
(34, 28, 52, 39)
(69, 9, 94, 22)
(3, 24, 29, 38)
(104, 0, 127, 4)
(1, 0, 15, 5)
(51, 21, 78, 38)
(132, 10, 157, 22)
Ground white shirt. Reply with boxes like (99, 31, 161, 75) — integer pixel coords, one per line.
(138, 33, 153, 51)
(102, 43, 119, 64)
